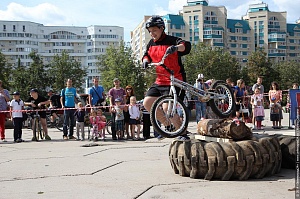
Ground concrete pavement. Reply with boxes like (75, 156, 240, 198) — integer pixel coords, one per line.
(0, 109, 296, 199)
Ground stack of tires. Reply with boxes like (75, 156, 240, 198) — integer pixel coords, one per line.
(169, 134, 282, 180)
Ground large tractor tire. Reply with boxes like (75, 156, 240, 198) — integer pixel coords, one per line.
(169, 135, 281, 180)
(276, 135, 296, 169)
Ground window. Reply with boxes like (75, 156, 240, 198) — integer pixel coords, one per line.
(13, 25, 16, 31)
(23, 25, 25, 31)
(3, 25, 6, 30)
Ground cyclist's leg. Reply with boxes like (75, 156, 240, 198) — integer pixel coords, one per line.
(40, 112, 48, 136)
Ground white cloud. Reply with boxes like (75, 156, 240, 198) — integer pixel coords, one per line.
(272, 0, 299, 23)
(0, 2, 71, 25)
(154, 0, 186, 15)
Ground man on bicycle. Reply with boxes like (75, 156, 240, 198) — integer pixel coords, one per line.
(24, 88, 51, 141)
(142, 16, 191, 140)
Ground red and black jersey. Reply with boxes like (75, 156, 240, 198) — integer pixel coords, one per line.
(142, 33, 191, 85)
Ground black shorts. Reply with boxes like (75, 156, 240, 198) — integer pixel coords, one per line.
(146, 84, 185, 101)
(31, 111, 46, 119)
(129, 118, 141, 125)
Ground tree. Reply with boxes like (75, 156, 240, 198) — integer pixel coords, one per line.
(0, 52, 12, 89)
(245, 48, 278, 91)
(48, 51, 87, 93)
(274, 61, 300, 90)
(10, 58, 31, 99)
(184, 43, 241, 84)
(97, 42, 145, 100)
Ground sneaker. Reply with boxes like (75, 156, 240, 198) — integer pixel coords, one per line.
(1, 138, 7, 142)
(63, 136, 68, 140)
(69, 136, 77, 140)
(32, 137, 37, 141)
(157, 135, 165, 140)
(45, 135, 51, 140)
(112, 137, 117, 140)
(16, 138, 21, 143)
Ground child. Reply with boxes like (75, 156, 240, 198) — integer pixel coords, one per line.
(74, 102, 85, 140)
(112, 98, 124, 140)
(10, 91, 24, 143)
(250, 88, 265, 130)
(89, 109, 100, 141)
(128, 96, 141, 140)
(96, 109, 106, 141)
(270, 97, 281, 129)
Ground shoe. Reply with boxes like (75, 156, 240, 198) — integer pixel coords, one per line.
(68, 136, 77, 140)
(32, 137, 37, 141)
(176, 135, 190, 141)
(63, 136, 68, 140)
(157, 135, 164, 140)
(165, 125, 175, 132)
(112, 137, 117, 140)
(1, 138, 7, 142)
(16, 138, 22, 143)
(45, 135, 51, 140)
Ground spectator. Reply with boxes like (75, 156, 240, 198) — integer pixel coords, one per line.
(88, 77, 105, 107)
(234, 79, 247, 118)
(24, 89, 51, 141)
(251, 87, 265, 130)
(286, 83, 299, 128)
(96, 109, 106, 141)
(269, 81, 283, 129)
(194, 74, 209, 123)
(74, 102, 85, 141)
(108, 78, 126, 140)
(112, 98, 125, 140)
(129, 96, 141, 140)
(0, 80, 10, 142)
(124, 85, 135, 139)
(60, 79, 78, 140)
(142, 16, 191, 141)
(48, 89, 62, 126)
(10, 91, 24, 142)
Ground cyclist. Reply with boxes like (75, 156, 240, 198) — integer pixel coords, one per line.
(142, 16, 191, 140)
(24, 88, 51, 141)
(47, 89, 62, 126)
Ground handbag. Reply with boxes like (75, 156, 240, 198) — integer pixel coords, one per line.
(92, 87, 104, 106)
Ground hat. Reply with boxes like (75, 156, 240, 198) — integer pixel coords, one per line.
(113, 78, 119, 82)
(115, 98, 122, 102)
(12, 91, 20, 95)
(197, 74, 204, 80)
(30, 88, 38, 93)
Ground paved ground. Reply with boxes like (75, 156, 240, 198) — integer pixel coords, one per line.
(0, 110, 296, 199)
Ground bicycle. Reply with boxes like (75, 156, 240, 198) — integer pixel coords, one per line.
(32, 109, 45, 141)
(147, 53, 235, 138)
(46, 109, 64, 131)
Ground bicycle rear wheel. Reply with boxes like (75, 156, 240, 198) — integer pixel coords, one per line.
(150, 95, 189, 138)
(55, 114, 64, 131)
(209, 81, 235, 118)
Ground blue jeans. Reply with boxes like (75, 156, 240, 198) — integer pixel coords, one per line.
(195, 101, 206, 123)
(63, 109, 75, 137)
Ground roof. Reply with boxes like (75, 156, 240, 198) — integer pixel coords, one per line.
(227, 19, 251, 33)
(162, 14, 185, 29)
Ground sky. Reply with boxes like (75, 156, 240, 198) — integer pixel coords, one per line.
(0, 0, 299, 42)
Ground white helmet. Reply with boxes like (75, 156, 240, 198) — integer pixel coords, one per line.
(197, 74, 204, 80)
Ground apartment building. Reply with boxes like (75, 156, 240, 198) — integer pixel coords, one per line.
(131, 0, 300, 64)
(0, 21, 124, 88)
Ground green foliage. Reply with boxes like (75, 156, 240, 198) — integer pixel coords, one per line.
(245, 48, 279, 91)
(0, 52, 12, 89)
(274, 61, 300, 90)
(97, 42, 145, 100)
(48, 51, 87, 93)
(184, 43, 241, 84)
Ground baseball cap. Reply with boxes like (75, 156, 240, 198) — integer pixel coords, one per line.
(30, 88, 38, 93)
(12, 91, 20, 95)
(113, 78, 119, 82)
(197, 74, 204, 80)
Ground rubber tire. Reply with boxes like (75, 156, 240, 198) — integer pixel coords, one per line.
(150, 95, 189, 138)
(33, 118, 39, 141)
(106, 120, 112, 135)
(169, 135, 281, 180)
(277, 135, 296, 169)
(208, 81, 235, 118)
(55, 114, 64, 131)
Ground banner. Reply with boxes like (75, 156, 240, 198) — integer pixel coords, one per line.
(290, 89, 300, 120)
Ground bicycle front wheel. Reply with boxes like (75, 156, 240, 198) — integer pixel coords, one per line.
(150, 95, 189, 138)
(105, 120, 112, 135)
(55, 114, 64, 131)
(209, 81, 235, 118)
(33, 118, 39, 141)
